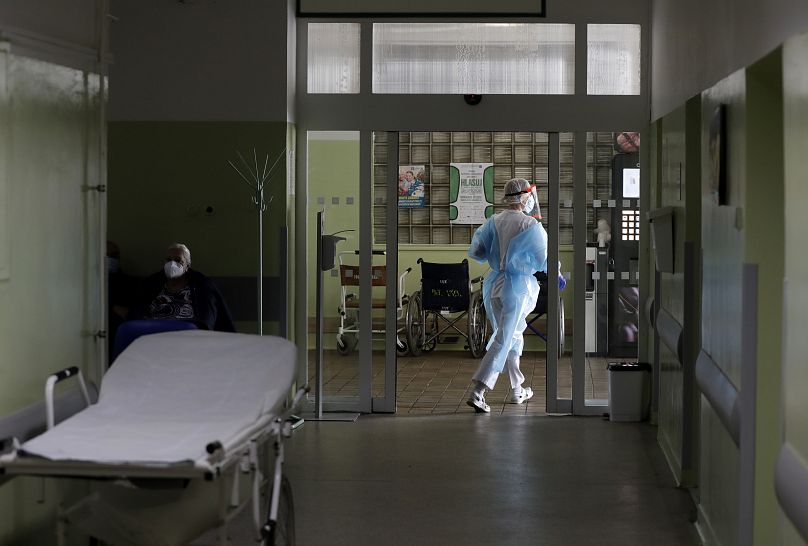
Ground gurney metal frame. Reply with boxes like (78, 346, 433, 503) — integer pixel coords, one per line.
(0, 345, 305, 546)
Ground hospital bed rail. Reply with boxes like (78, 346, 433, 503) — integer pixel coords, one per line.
(0, 330, 303, 546)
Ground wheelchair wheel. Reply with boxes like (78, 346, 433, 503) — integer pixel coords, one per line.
(396, 336, 409, 357)
(422, 313, 438, 353)
(262, 474, 295, 546)
(468, 290, 488, 358)
(405, 290, 424, 356)
(558, 296, 566, 357)
(336, 333, 357, 355)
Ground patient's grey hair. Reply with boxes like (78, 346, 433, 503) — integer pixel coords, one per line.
(167, 243, 191, 266)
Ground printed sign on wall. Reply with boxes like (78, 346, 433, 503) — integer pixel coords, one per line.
(398, 165, 426, 208)
(449, 163, 494, 224)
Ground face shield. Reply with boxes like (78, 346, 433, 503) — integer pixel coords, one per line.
(504, 182, 542, 219)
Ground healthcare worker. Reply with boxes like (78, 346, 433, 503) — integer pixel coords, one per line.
(467, 178, 547, 413)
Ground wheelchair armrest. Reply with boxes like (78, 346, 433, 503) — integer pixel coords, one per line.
(398, 267, 412, 309)
(471, 275, 484, 284)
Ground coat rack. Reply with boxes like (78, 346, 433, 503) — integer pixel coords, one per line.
(228, 147, 286, 335)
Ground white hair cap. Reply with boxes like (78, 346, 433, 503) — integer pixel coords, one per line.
(503, 178, 531, 204)
(167, 243, 191, 265)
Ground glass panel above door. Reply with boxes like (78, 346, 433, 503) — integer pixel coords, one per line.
(586, 24, 641, 96)
(373, 23, 575, 95)
(308, 23, 361, 94)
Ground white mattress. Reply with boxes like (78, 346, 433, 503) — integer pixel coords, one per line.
(20, 331, 296, 466)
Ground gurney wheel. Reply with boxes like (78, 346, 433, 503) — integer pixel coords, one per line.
(263, 475, 296, 546)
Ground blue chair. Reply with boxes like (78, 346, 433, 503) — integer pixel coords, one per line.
(111, 319, 198, 363)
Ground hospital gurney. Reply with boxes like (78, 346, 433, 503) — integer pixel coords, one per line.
(0, 330, 304, 546)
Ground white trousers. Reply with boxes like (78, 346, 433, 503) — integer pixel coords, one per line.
(472, 293, 529, 391)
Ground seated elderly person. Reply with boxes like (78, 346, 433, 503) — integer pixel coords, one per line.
(132, 243, 235, 332)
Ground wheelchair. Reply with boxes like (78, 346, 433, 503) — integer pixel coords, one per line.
(403, 258, 488, 358)
(525, 271, 566, 356)
(336, 250, 411, 356)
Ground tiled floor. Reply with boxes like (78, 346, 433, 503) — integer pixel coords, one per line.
(309, 350, 621, 415)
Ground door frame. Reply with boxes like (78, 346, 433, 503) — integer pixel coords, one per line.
(294, 14, 650, 413)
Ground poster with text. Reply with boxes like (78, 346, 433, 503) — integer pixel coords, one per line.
(449, 163, 494, 224)
(398, 165, 426, 208)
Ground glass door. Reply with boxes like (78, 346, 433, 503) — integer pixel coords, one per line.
(306, 130, 397, 415)
(573, 131, 642, 416)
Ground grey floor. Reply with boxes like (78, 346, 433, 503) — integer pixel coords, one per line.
(278, 414, 700, 546)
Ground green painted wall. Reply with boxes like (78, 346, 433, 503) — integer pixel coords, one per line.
(656, 105, 687, 483)
(0, 52, 103, 545)
(745, 48, 784, 546)
(781, 32, 808, 546)
(107, 121, 292, 335)
(697, 67, 746, 546)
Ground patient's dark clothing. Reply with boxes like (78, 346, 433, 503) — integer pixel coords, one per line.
(133, 269, 235, 332)
(148, 286, 195, 320)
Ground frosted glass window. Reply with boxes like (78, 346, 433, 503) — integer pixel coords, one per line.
(308, 23, 361, 94)
(373, 23, 575, 94)
(587, 24, 641, 95)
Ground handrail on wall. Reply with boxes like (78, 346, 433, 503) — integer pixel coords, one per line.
(644, 296, 655, 327)
(775, 443, 808, 542)
(655, 307, 683, 363)
(694, 349, 741, 447)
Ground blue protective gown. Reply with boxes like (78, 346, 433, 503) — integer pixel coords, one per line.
(469, 210, 548, 389)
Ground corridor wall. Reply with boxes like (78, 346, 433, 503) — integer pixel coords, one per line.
(780, 32, 808, 546)
(107, 0, 297, 337)
(0, 29, 105, 546)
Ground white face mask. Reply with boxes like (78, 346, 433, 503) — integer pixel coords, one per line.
(523, 194, 535, 215)
(164, 261, 185, 279)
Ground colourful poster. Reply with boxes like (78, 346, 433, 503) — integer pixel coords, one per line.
(449, 163, 495, 224)
(398, 165, 426, 208)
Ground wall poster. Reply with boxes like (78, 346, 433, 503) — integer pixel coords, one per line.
(449, 162, 494, 224)
(398, 165, 426, 208)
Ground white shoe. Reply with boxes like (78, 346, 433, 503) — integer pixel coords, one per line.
(507, 387, 534, 404)
(467, 391, 490, 413)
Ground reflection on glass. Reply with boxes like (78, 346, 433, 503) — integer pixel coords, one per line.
(307, 131, 361, 405)
(583, 132, 641, 407)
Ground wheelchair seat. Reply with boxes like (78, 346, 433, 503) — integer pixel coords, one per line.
(405, 259, 488, 358)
